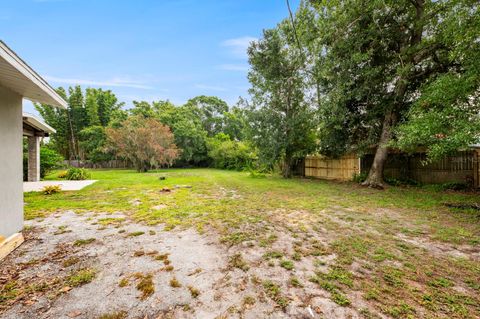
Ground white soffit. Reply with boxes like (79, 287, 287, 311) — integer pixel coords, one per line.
(0, 41, 67, 108)
(23, 112, 56, 134)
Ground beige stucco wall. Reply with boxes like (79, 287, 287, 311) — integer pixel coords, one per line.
(0, 86, 23, 238)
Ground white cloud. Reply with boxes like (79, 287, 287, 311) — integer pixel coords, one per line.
(194, 84, 228, 92)
(217, 64, 250, 72)
(44, 76, 153, 89)
(221, 36, 257, 58)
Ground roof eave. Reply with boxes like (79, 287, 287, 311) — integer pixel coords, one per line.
(0, 41, 67, 109)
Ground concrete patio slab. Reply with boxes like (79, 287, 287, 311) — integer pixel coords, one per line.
(23, 180, 97, 192)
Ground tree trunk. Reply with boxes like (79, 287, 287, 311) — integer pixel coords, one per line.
(282, 153, 293, 178)
(362, 109, 397, 188)
(364, 0, 425, 189)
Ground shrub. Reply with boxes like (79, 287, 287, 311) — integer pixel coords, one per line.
(66, 167, 90, 180)
(352, 172, 368, 183)
(57, 170, 68, 179)
(207, 133, 257, 170)
(42, 185, 62, 195)
(23, 145, 64, 180)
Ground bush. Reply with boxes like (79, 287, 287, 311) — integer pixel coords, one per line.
(439, 182, 469, 191)
(66, 167, 90, 180)
(352, 172, 368, 183)
(23, 145, 64, 180)
(42, 185, 62, 195)
(207, 133, 257, 170)
(57, 170, 68, 179)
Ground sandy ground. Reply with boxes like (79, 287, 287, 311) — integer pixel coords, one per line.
(23, 181, 97, 192)
(1, 211, 367, 319)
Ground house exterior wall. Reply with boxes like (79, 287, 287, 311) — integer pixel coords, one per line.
(0, 86, 23, 238)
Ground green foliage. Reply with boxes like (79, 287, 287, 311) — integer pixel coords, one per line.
(106, 116, 180, 172)
(57, 171, 67, 179)
(352, 172, 368, 184)
(35, 86, 124, 160)
(78, 126, 112, 163)
(66, 268, 96, 287)
(66, 167, 90, 180)
(206, 133, 257, 170)
(247, 22, 316, 177)
(394, 2, 480, 161)
(185, 95, 229, 137)
(154, 101, 210, 166)
(42, 185, 62, 195)
(288, 0, 480, 185)
(23, 145, 64, 180)
(40, 147, 64, 178)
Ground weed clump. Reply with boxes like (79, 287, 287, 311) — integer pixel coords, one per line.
(73, 238, 96, 246)
(128, 231, 145, 237)
(67, 268, 96, 287)
(135, 273, 154, 300)
(229, 253, 250, 271)
(42, 185, 62, 195)
(262, 280, 289, 309)
(170, 277, 181, 288)
(188, 285, 200, 298)
(98, 310, 127, 319)
(280, 260, 294, 270)
(119, 278, 129, 287)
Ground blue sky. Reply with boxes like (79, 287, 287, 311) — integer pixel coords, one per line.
(1, 0, 300, 116)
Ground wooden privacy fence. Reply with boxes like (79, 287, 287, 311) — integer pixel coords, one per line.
(305, 154, 360, 180)
(304, 149, 480, 188)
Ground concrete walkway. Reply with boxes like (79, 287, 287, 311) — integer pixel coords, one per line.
(23, 180, 97, 192)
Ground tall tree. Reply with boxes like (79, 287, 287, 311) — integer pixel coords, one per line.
(308, 0, 479, 187)
(248, 23, 316, 177)
(106, 116, 179, 172)
(36, 86, 123, 161)
(185, 96, 229, 136)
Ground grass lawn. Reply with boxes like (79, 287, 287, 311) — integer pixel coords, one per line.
(16, 168, 480, 318)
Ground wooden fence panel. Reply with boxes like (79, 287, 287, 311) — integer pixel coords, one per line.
(361, 150, 479, 187)
(305, 154, 360, 181)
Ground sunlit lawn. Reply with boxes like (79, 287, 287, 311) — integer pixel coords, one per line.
(24, 168, 480, 318)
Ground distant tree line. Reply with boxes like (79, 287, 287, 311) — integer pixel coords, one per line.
(35, 89, 256, 172)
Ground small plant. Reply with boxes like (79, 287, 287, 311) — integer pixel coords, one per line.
(119, 278, 129, 287)
(66, 268, 96, 287)
(98, 311, 127, 319)
(229, 253, 250, 271)
(127, 231, 145, 237)
(280, 260, 294, 270)
(73, 238, 96, 246)
(65, 167, 90, 180)
(62, 257, 80, 267)
(135, 273, 154, 299)
(57, 170, 68, 179)
(164, 265, 174, 272)
(188, 285, 200, 298)
(169, 277, 181, 288)
(352, 172, 368, 183)
(133, 250, 145, 257)
(290, 276, 303, 288)
(42, 185, 62, 195)
(243, 295, 256, 307)
(263, 251, 283, 259)
(154, 253, 169, 261)
(262, 280, 289, 309)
